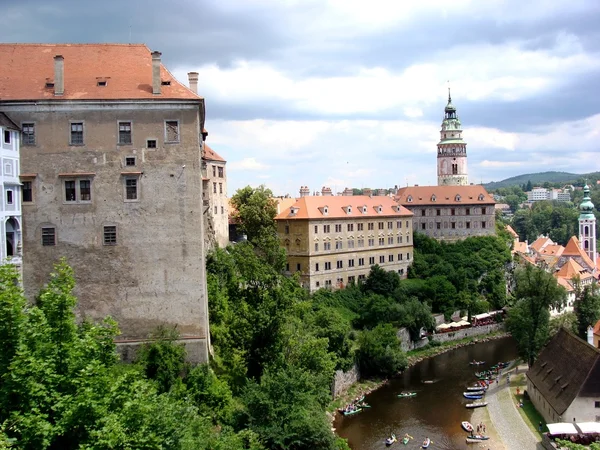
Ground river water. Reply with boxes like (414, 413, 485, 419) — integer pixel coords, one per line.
(334, 337, 518, 450)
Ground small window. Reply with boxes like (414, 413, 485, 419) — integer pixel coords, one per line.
(315, 263, 319, 271)
(214, 206, 217, 214)
(219, 183, 223, 194)
(6, 190, 13, 205)
(125, 177, 138, 201)
(97, 80, 107, 87)
(218, 167, 224, 178)
(22, 181, 33, 203)
(118, 122, 132, 145)
(147, 139, 157, 148)
(379, 255, 385, 263)
(103, 226, 117, 245)
(42, 227, 56, 246)
(161, 80, 171, 86)
(65, 180, 76, 202)
(221, 206, 224, 214)
(64, 178, 92, 203)
(165, 120, 179, 143)
(125, 157, 136, 166)
(3, 130, 10, 144)
(22, 123, 35, 145)
(595, 401, 600, 408)
(296, 263, 301, 272)
(4, 163, 12, 176)
(70, 122, 84, 145)
(284, 225, 290, 234)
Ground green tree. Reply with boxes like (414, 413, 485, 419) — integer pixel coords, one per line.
(362, 265, 400, 295)
(356, 324, 407, 377)
(231, 185, 285, 270)
(573, 281, 600, 340)
(526, 180, 533, 191)
(506, 264, 567, 366)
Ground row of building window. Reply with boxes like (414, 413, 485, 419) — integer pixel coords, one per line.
(420, 221, 487, 230)
(213, 182, 224, 194)
(311, 235, 411, 251)
(310, 220, 410, 234)
(314, 269, 406, 289)
(18, 121, 180, 147)
(285, 252, 412, 273)
(420, 207, 487, 217)
(21, 177, 140, 204)
(213, 205, 226, 215)
(41, 225, 117, 246)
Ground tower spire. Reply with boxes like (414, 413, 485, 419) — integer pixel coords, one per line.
(437, 89, 468, 186)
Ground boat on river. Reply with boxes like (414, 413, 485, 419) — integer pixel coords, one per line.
(422, 437, 431, 448)
(469, 360, 485, 365)
(385, 434, 397, 446)
(466, 434, 490, 443)
(461, 421, 474, 432)
(463, 390, 484, 396)
(466, 385, 486, 391)
(402, 435, 410, 444)
(465, 402, 488, 408)
(463, 393, 484, 399)
(397, 392, 417, 398)
(341, 407, 363, 416)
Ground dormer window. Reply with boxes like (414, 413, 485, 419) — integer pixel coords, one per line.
(455, 194, 461, 202)
(97, 80, 107, 87)
(431, 195, 436, 202)
(346, 206, 352, 214)
(407, 196, 413, 203)
(290, 206, 299, 215)
(45, 81, 55, 88)
(478, 194, 485, 201)
(323, 206, 329, 215)
(362, 206, 367, 213)
(377, 205, 383, 213)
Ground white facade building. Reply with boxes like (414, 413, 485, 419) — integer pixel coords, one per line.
(0, 113, 22, 271)
(526, 187, 571, 202)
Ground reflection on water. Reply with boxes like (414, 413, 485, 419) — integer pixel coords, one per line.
(334, 337, 517, 450)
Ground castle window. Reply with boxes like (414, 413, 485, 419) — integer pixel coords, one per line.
(70, 122, 84, 145)
(218, 167, 224, 177)
(22, 123, 35, 145)
(42, 227, 56, 246)
(63, 178, 92, 203)
(22, 181, 33, 203)
(3, 130, 10, 144)
(165, 120, 180, 143)
(147, 139, 157, 148)
(103, 226, 117, 245)
(118, 121, 132, 145)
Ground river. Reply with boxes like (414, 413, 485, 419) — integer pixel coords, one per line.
(334, 336, 518, 450)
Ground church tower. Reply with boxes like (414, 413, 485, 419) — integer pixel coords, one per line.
(437, 89, 468, 186)
(579, 184, 597, 269)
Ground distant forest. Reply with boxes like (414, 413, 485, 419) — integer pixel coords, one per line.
(484, 171, 600, 190)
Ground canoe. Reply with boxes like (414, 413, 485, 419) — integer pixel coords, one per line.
(466, 435, 490, 443)
(467, 386, 486, 391)
(342, 407, 363, 416)
(463, 390, 484, 396)
(397, 392, 417, 398)
(469, 361, 485, 365)
(461, 421, 474, 432)
(463, 393, 484, 399)
(385, 435, 397, 446)
(402, 436, 409, 444)
(422, 437, 431, 448)
(356, 402, 371, 408)
(466, 402, 488, 409)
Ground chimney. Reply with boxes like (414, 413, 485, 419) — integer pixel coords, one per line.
(321, 186, 333, 196)
(188, 71, 199, 94)
(54, 55, 64, 96)
(299, 186, 310, 197)
(151, 51, 162, 95)
(363, 188, 372, 197)
(343, 187, 353, 196)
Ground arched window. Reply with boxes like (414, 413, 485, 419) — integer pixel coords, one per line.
(584, 226, 589, 236)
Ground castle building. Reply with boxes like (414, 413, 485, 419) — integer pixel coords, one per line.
(0, 44, 210, 362)
(437, 90, 468, 186)
(202, 144, 228, 248)
(395, 185, 496, 241)
(275, 190, 414, 292)
(0, 113, 23, 272)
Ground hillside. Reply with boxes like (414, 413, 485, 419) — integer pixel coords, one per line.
(484, 171, 600, 190)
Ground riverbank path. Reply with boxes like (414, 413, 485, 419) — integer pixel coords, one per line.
(486, 364, 542, 449)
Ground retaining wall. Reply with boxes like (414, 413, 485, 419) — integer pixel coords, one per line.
(430, 323, 505, 344)
(331, 364, 360, 399)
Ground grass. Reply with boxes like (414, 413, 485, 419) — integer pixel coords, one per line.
(510, 372, 547, 439)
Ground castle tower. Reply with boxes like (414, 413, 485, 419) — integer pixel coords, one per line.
(437, 89, 468, 186)
(579, 184, 597, 269)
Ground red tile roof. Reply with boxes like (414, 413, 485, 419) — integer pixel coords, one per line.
(276, 195, 413, 220)
(563, 236, 595, 270)
(0, 43, 201, 101)
(203, 144, 225, 162)
(395, 185, 495, 206)
(530, 236, 553, 253)
(506, 225, 519, 238)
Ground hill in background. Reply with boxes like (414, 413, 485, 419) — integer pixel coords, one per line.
(484, 171, 600, 190)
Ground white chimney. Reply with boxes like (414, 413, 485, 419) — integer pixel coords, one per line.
(588, 326, 594, 346)
(188, 72, 199, 94)
(151, 51, 162, 95)
(54, 55, 64, 96)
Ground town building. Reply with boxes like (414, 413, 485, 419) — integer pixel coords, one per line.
(202, 144, 228, 248)
(395, 185, 496, 241)
(275, 188, 414, 292)
(526, 187, 571, 203)
(527, 328, 600, 424)
(0, 43, 210, 362)
(437, 90, 468, 186)
(0, 113, 23, 272)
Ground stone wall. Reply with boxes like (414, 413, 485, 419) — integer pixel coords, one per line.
(430, 323, 504, 344)
(331, 364, 360, 399)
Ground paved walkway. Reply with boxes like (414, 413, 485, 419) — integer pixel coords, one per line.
(486, 366, 544, 450)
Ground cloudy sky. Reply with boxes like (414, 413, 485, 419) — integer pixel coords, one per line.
(4, 0, 600, 196)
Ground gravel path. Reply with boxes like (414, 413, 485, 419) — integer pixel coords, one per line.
(486, 368, 542, 450)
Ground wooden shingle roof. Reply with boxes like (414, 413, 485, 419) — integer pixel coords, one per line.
(527, 328, 600, 415)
